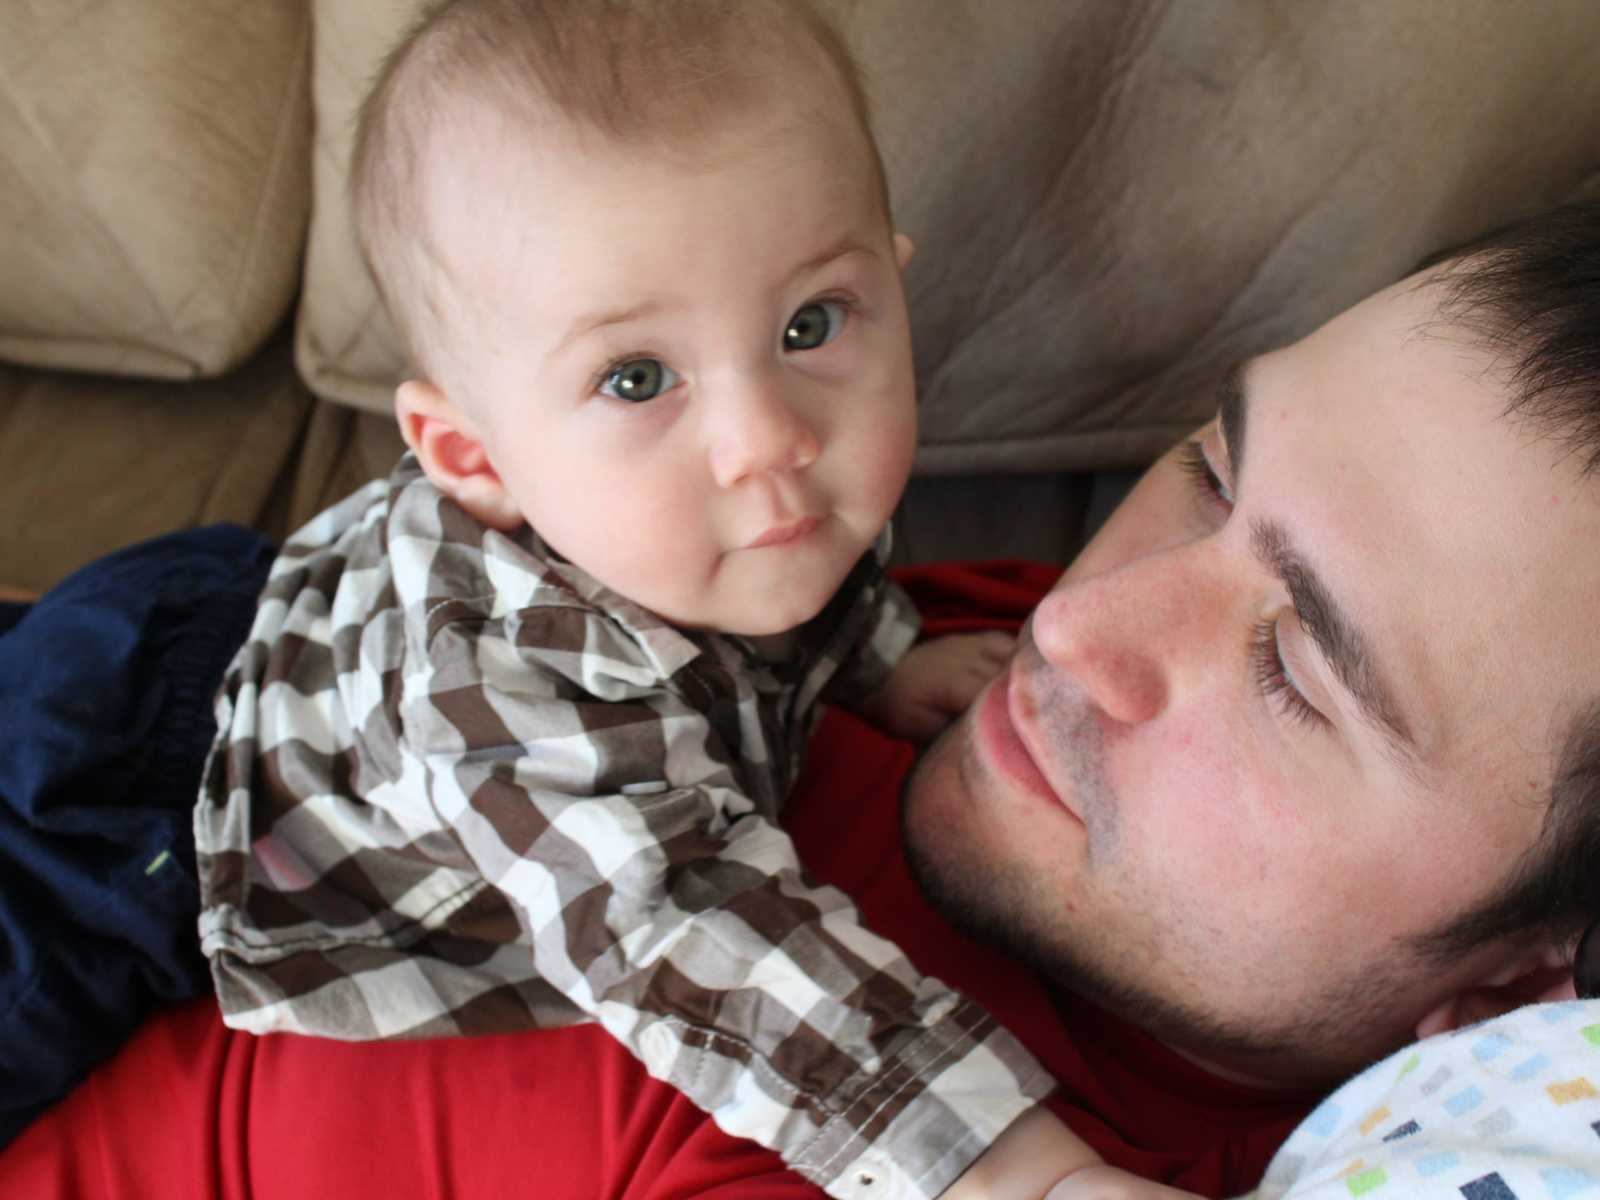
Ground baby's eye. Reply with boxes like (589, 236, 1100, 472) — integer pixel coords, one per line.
(783, 301, 848, 352)
(600, 357, 679, 403)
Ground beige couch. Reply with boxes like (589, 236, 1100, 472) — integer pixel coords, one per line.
(5, 0, 1600, 594)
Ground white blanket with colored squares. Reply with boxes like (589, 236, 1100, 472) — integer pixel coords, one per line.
(1248, 1001, 1600, 1200)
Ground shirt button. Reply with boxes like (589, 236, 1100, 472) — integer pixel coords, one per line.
(621, 780, 669, 796)
(849, 1153, 898, 1196)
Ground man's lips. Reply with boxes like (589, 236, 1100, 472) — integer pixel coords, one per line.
(746, 516, 821, 549)
(975, 665, 1080, 821)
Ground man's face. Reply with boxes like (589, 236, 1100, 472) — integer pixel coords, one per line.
(902, 273, 1600, 1085)
(418, 99, 916, 637)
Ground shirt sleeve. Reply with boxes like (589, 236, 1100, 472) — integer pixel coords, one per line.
(407, 613, 1052, 1200)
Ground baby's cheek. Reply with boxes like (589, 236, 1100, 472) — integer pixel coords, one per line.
(871, 406, 918, 505)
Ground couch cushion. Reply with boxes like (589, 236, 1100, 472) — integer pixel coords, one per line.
(0, 334, 312, 593)
(0, 1, 311, 380)
(296, 0, 1600, 472)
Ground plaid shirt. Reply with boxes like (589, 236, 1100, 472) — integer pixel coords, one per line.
(195, 454, 1052, 1200)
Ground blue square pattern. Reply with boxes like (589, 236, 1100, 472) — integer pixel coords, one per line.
(1303, 1099, 1342, 1137)
(1458, 1172, 1517, 1200)
(1510, 1053, 1550, 1082)
(1417, 1151, 1462, 1178)
(1541, 1166, 1599, 1199)
(1445, 1085, 1486, 1117)
(1472, 1033, 1514, 1063)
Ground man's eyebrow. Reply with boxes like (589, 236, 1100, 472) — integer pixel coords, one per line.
(1250, 517, 1418, 760)
(1224, 365, 1419, 761)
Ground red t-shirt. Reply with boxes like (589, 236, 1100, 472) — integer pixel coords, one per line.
(0, 562, 1314, 1199)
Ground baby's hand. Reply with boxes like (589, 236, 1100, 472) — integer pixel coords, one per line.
(854, 631, 1015, 741)
(942, 1107, 1195, 1200)
(1043, 1165, 1206, 1200)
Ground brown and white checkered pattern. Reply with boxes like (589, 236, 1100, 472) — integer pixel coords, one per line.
(195, 454, 1052, 1199)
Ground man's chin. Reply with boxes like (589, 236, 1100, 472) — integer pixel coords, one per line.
(899, 737, 1396, 1088)
(899, 734, 1082, 986)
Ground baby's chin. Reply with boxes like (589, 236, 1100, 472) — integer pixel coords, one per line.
(699, 606, 815, 641)
(675, 533, 877, 637)
(675, 594, 827, 644)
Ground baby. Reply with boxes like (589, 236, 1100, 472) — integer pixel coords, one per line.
(194, 2, 1191, 1197)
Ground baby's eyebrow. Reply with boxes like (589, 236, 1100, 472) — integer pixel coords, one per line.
(558, 299, 665, 355)
(554, 236, 879, 359)
(789, 234, 879, 280)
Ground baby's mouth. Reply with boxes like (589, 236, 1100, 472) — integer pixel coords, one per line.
(745, 516, 821, 549)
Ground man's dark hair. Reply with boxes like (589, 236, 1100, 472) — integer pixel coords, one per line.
(1413, 200, 1600, 964)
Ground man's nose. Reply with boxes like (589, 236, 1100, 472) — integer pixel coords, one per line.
(1028, 544, 1219, 726)
(707, 372, 821, 488)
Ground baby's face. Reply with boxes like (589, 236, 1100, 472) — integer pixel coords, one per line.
(421, 100, 917, 636)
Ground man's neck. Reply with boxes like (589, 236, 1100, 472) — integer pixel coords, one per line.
(1045, 980, 1346, 1095)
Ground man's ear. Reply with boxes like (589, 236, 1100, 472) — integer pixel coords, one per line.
(1413, 942, 1577, 1040)
(394, 379, 524, 531)
(894, 232, 915, 271)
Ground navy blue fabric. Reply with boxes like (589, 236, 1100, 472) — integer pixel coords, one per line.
(0, 603, 27, 637)
(0, 525, 274, 1148)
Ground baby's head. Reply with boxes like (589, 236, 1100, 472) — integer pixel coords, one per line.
(351, 0, 918, 638)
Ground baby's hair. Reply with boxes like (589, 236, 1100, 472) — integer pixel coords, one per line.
(350, 0, 889, 381)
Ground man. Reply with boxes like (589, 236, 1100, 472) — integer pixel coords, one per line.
(905, 202, 1600, 1094)
(4, 204, 1597, 1199)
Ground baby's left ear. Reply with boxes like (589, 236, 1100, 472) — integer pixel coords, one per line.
(894, 232, 915, 271)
